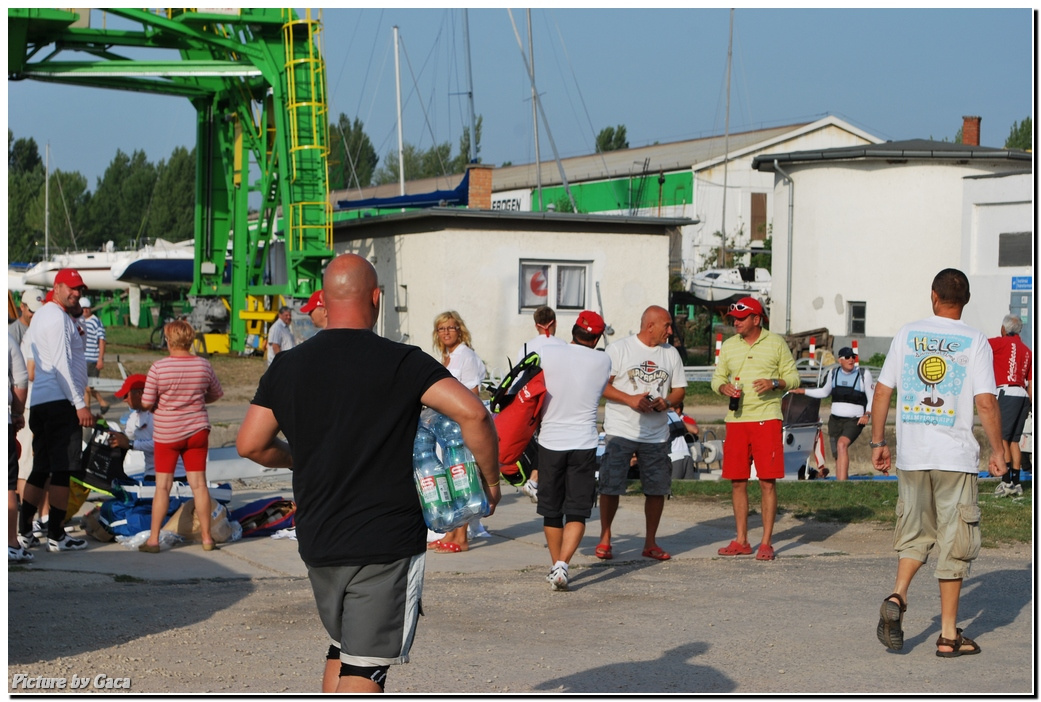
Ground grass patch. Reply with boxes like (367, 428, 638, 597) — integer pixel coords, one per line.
(664, 478, 1032, 544)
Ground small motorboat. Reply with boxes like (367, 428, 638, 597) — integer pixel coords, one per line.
(110, 238, 195, 289)
(690, 266, 771, 309)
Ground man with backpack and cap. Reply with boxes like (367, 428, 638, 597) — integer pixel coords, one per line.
(18, 268, 93, 553)
(535, 310, 611, 590)
(711, 296, 800, 561)
(790, 346, 874, 480)
(300, 290, 327, 331)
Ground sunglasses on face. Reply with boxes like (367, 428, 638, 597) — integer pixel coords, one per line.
(437, 326, 459, 333)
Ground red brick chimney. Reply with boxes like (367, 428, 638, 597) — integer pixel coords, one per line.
(962, 115, 981, 146)
(466, 164, 493, 209)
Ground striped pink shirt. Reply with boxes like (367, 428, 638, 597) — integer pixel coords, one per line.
(142, 355, 224, 444)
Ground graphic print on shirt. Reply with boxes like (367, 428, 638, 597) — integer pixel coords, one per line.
(623, 360, 670, 398)
(898, 330, 974, 427)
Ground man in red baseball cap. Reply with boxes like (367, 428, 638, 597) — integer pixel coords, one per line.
(711, 296, 799, 561)
(18, 268, 92, 553)
(300, 290, 327, 330)
(535, 309, 611, 590)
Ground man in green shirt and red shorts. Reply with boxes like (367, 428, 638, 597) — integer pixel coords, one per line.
(711, 297, 800, 561)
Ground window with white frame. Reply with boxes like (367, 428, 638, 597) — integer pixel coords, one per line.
(848, 301, 866, 336)
(519, 260, 590, 311)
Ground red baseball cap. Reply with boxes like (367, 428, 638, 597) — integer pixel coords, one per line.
(726, 297, 764, 320)
(300, 290, 324, 315)
(575, 310, 606, 336)
(54, 268, 88, 290)
(115, 374, 148, 399)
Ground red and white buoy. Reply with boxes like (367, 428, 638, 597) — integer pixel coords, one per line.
(808, 336, 817, 366)
(714, 333, 723, 365)
(852, 339, 860, 368)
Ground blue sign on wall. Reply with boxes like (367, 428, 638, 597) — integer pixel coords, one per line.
(1011, 276, 1032, 291)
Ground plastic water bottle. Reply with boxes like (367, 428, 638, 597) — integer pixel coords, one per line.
(412, 426, 455, 532)
(431, 413, 489, 523)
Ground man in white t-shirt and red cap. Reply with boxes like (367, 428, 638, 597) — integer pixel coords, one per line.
(535, 310, 611, 590)
(300, 290, 328, 331)
(18, 268, 93, 553)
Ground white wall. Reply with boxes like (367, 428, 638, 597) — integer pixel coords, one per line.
(337, 225, 670, 381)
(959, 172, 1034, 339)
(769, 160, 1031, 357)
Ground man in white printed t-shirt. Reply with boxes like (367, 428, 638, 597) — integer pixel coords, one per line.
(535, 310, 611, 591)
(595, 305, 687, 562)
(871, 268, 1004, 657)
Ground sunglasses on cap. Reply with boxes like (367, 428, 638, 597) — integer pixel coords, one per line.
(729, 302, 758, 313)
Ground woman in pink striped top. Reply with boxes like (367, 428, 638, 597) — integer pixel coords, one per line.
(139, 320, 224, 553)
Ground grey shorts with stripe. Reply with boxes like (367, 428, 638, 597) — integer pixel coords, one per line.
(308, 553, 426, 667)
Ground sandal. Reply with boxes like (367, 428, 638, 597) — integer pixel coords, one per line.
(936, 628, 981, 658)
(594, 544, 613, 560)
(755, 544, 775, 561)
(642, 546, 671, 561)
(717, 540, 753, 556)
(877, 593, 907, 651)
(427, 539, 445, 550)
(138, 543, 160, 554)
(434, 542, 466, 554)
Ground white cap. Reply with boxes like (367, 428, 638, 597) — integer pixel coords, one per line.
(20, 287, 45, 312)
(80, 296, 92, 307)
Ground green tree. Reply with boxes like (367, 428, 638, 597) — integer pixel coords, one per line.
(595, 124, 628, 153)
(449, 115, 483, 173)
(143, 146, 195, 243)
(328, 114, 379, 190)
(1005, 117, 1032, 151)
(8, 131, 46, 261)
(83, 149, 158, 250)
(750, 235, 772, 269)
(373, 141, 453, 185)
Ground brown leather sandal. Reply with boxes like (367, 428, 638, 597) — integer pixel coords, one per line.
(936, 628, 981, 658)
(876, 593, 906, 650)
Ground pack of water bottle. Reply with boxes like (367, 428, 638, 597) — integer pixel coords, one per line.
(412, 408, 489, 533)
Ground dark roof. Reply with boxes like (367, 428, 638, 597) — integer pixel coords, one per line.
(334, 207, 696, 240)
(752, 139, 1032, 172)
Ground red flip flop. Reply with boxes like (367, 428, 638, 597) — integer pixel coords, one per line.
(717, 540, 753, 556)
(594, 544, 613, 560)
(642, 547, 671, 561)
(434, 542, 466, 554)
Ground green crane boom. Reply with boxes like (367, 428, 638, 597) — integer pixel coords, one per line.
(8, 8, 333, 353)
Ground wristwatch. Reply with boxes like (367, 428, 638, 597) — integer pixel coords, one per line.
(869, 439, 887, 449)
(771, 379, 780, 390)
(128, 440, 135, 451)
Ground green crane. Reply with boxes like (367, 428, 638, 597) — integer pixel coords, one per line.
(8, 7, 333, 353)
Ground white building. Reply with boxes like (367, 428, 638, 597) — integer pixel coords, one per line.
(752, 124, 1032, 357)
(331, 207, 692, 378)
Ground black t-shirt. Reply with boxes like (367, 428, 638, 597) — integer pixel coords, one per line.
(252, 328, 452, 567)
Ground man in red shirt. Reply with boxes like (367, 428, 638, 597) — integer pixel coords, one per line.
(988, 314, 1032, 496)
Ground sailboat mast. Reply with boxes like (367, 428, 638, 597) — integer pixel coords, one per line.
(394, 25, 405, 197)
(45, 142, 50, 259)
(718, 8, 733, 268)
(528, 9, 543, 210)
(463, 10, 478, 164)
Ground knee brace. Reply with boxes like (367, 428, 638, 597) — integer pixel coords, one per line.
(564, 514, 587, 525)
(339, 663, 388, 691)
(543, 515, 564, 529)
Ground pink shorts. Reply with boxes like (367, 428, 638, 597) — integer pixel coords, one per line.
(722, 420, 784, 480)
(154, 429, 210, 474)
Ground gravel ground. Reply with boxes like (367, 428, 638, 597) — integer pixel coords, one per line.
(8, 499, 1034, 695)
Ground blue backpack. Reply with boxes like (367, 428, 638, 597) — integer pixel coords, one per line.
(98, 492, 190, 537)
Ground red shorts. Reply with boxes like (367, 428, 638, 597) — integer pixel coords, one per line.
(722, 420, 784, 480)
(154, 429, 210, 474)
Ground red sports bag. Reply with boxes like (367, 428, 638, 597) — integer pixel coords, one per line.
(490, 352, 546, 483)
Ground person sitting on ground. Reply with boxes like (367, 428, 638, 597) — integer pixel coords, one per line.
(667, 401, 700, 480)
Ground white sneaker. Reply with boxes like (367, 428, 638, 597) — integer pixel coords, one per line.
(522, 480, 538, 503)
(548, 564, 569, 591)
(994, 482, 1012, 497)
(1008, 483, 1023, 496)
(47, 534, 87, 552)
(32, 518, 48, 539)
(8, 545, 34, 563)
(17, 533, 39, 550)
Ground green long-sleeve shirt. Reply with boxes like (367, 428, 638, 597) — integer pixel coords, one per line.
(710, 328, 801, 423)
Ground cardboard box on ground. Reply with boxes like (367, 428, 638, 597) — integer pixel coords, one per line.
(162, 500, 234, 543)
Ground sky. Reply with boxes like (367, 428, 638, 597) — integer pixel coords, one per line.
(5, 7, 1035, 191)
